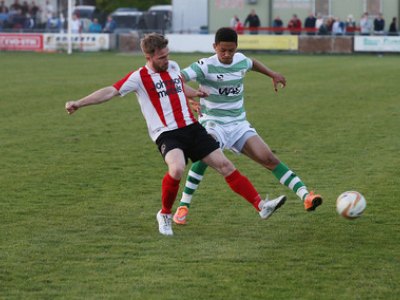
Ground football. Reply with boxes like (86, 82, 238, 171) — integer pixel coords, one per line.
(336, 191, 366, 219)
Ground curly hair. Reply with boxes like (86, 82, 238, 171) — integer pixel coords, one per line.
(215, 27, 238, 45)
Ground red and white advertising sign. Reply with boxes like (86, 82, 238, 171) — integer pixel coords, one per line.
(0, 34, 43, 51)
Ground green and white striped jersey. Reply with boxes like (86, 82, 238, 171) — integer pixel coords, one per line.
(181, 53, 253, 125)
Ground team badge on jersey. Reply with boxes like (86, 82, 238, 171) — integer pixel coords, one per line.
(161, 144, 167, 155)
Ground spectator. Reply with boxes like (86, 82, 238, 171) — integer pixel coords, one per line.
(10, 0, 22, 12)
(46, 12, 61, 32)
(360, 12, 372, 35)
(59, 13, 65, 33)
(304, 12, 316, 35)
(272, 15, 283, 35)
(332, 17, 344, 35)
(345, 14, 356, 35)
(315, 13, 323, 31)
(70, 13, 81, 33)
(388, 17, 398, 36)
(0, 0, 9, 13)
(29, 1, 39, 23)
(244, 9, 260, 34)
(11, 8, 25, 29)
(80, 17, 92, 33)
(103, 15, 116, 33)
(38, 0, 51, 27)
(230, 14, 239, 28)
(24, 12, 34, 30)
(0, 16, 5, 31)
(39, 0, 52, 27)
(234, 17, 244, 35)
(35, 2, 45, 29)
(0, 1, 8, 30)
(373, 13, 385, 35)
(325, 16, 334, 33)
(89, 18, 102, 33)
(317, 18, 329, 35)
(288, 14, 302, 35)
(21, 0, 28, 15)
(44, 0, 53, 20)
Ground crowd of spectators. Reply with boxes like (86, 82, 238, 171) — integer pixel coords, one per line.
(232, 10, 399, 36)
(0, 0, 110, 33)
(312, 12, 398, 36)
(0, 0, 57, 31)
(1, 2, 399, 37)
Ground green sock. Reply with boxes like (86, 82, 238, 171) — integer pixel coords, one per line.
(272, 162, 309, 201)
(179, 160, 208, 207)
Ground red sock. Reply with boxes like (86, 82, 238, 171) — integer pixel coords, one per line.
(161, 172, 181, 214)
(225, 170, 262, 211)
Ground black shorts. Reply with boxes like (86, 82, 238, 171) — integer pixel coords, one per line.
(155, 123, 219, 163)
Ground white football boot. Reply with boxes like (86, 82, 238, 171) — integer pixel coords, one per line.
(259, 195, 287, 219)
(157, 210, 173, 236)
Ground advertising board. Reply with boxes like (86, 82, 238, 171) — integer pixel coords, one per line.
(0, 34, 43, 51)
(354, 36, 400, 52)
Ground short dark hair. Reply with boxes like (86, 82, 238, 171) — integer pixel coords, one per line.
(215, 27, 238, 45)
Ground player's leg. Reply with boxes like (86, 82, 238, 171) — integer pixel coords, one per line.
(202, 148, 286, 219)
(162, 148, 186, 213)
(174, 124, 223, 225)
(173, 160, 208, 224)
(180, 161, 209, 208)
(240, 135, 322, 211)
(156, 142, 186, 236)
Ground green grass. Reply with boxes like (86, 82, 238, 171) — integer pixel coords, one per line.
(0, 51, 399, 299)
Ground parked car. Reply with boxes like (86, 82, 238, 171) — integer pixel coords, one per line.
(148, 5, 172, 13)
(144, 5, 172, 32)
(72, 5, 95, 19)
(113, 7, 138, 13)
(111, 9, 143, 33)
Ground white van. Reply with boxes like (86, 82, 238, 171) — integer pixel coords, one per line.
(148, 5, 172, 13)
(73, 5, 95, 19)
(147, 5, 172, 32)
(111, 9, 143, 33)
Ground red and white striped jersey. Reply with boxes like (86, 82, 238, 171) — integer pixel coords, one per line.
(113, 61, 197, 141)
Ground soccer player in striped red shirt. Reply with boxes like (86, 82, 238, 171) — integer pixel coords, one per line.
(65, 33, 286, 236)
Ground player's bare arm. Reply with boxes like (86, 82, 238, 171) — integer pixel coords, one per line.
(252, 58, 286, 92)
(183, 83, 209, 98)
(183, 84, 208, 116)
(65, 86, 119, 115)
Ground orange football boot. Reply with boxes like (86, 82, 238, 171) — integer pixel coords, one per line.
(173, 206, 189, 225)
(304, 191, 323, 211)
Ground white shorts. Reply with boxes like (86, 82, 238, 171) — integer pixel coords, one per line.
(201, 120, 257, 153)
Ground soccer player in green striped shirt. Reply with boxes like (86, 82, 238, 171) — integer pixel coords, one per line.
(173, 27, 323, 225)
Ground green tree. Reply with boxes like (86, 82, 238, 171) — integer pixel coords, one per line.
(95, 0, 171, 14)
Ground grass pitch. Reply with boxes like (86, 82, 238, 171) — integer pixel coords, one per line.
(0, 51, 399, 299)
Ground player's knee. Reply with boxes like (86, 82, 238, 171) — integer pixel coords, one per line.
(262, 155, 280, 170)
(218, 157, 235, 176)
(168, 163, 186, 180)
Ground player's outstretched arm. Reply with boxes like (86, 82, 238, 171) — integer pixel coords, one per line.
(183, 84, 207, 117)
(65, 86, 119, 115)
(252, 59, 286, 92)
(183, 83, 209, 98)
